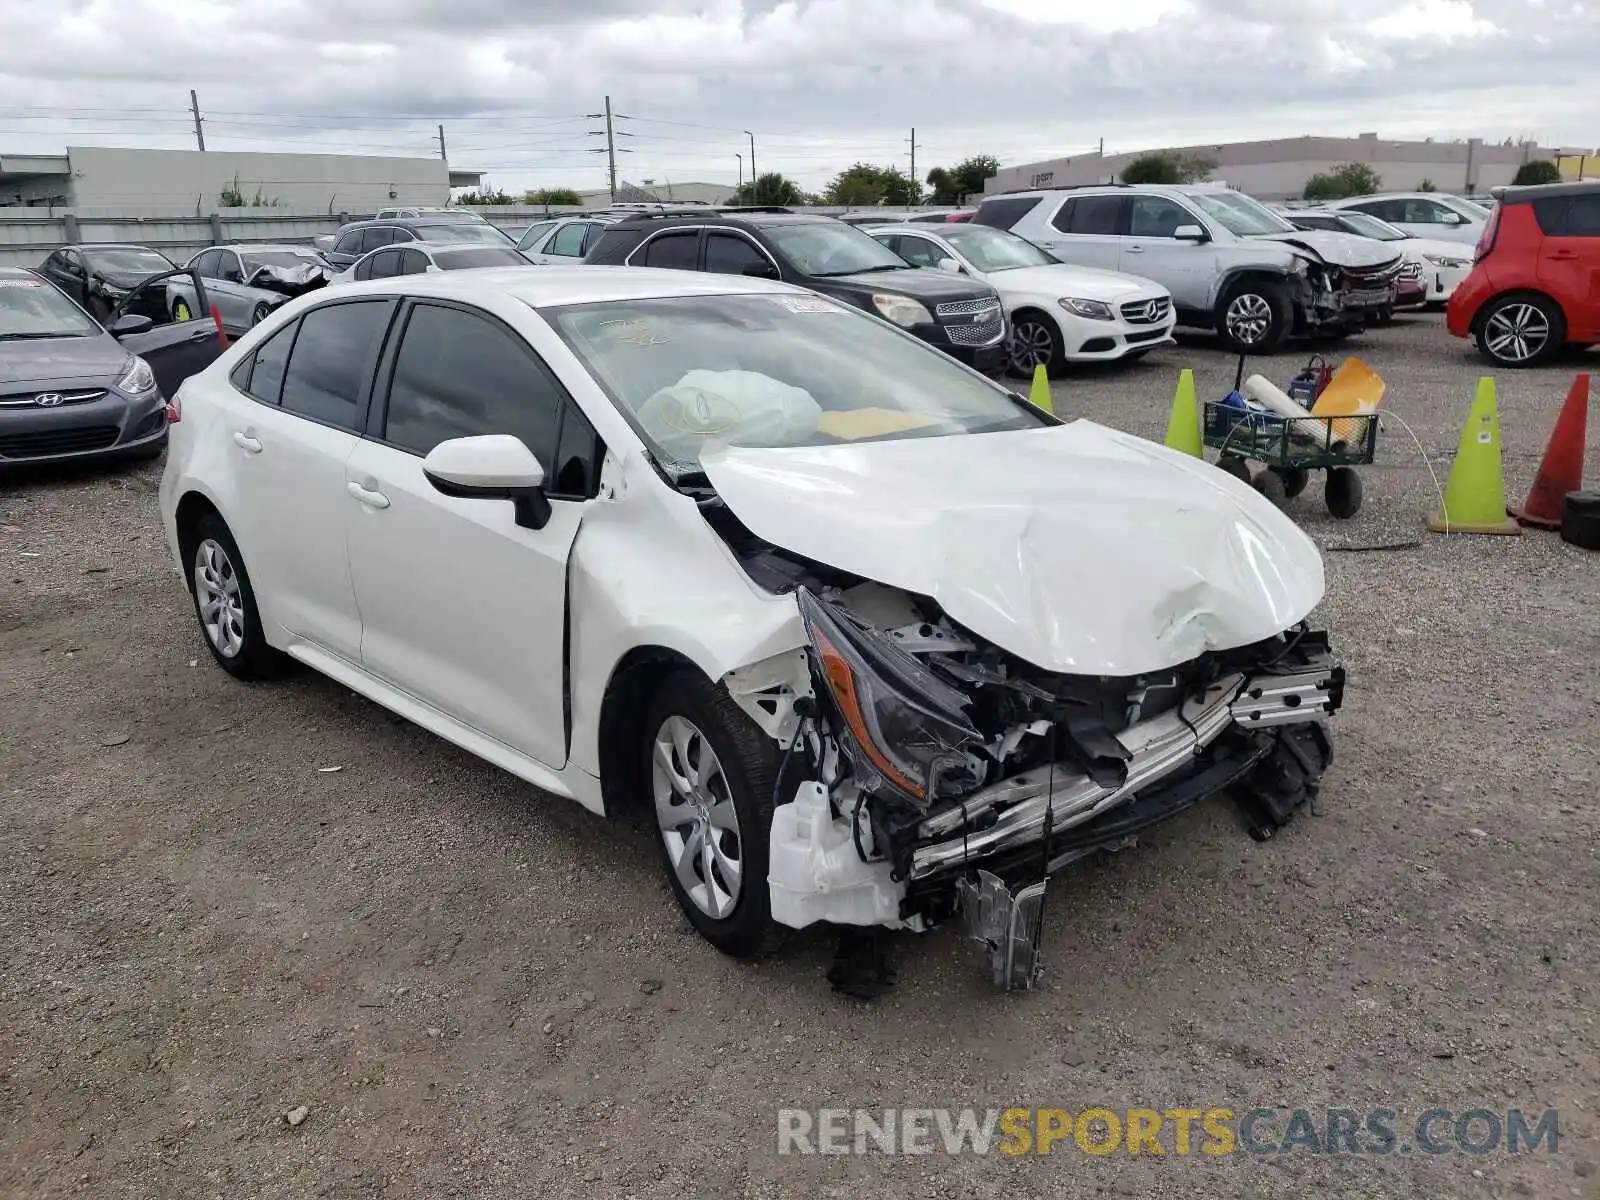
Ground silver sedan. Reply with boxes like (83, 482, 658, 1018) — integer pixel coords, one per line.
(165, 245, 333, 334)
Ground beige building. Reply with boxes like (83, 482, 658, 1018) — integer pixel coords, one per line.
(986, 134, 1590, 200)
(573, 179, 737, 209)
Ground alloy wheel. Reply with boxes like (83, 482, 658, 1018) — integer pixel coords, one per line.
(193, 538, 245, 658)
(651, 715, 743, 920)
(1225, 293, 1273, 345)
(1009, 320, 1054, 373)
(1482, 302, 1550, 364)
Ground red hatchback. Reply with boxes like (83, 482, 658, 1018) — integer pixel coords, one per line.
(1447, 181, 1600, 367)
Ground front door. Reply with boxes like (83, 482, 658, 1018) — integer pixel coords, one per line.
(344, 299, 585, 768)
(1118, 193, 1217, 311)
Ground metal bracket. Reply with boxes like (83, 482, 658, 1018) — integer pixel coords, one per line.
(957, 870, 1047, 991)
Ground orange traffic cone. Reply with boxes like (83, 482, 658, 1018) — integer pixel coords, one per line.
(1510, 373, 1590, 530)
(211, 304, 230, 348)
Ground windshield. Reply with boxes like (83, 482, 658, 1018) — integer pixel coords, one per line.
(435, 247, 530, 269)
(546, 293, 1046, 473)
(939, 224, 1057, 271)
(0, 277, 101, 339)
(86, 247, 173, 277)
(1335, 211, 1406, 241)
(1187, 191, 1296, 236)
(1448, 196, 1491, 218)
(415, 222, 515, 246)
(242, 250, 326, 271)
(762, 222, 910, 276)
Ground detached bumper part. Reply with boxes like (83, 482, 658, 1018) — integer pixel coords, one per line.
(958, 870, 1047, 992)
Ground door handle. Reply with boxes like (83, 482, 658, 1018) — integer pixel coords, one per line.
(232, 431, 262, 454)
(347, 480, 391, 509)
(1547, 251, 1578, 260)
(1125, 245, 1145, 253)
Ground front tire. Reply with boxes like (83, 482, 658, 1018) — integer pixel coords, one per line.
(182, 512, 282, 680)
(1474, 292, 1565, 367)
(1008, 310, 1066, 379)
(1216, 278, 1291, 355)
(250, 302, 272, 327)
(643, 669, 781, 958)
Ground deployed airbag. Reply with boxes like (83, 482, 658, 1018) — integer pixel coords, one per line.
(636, 369, 823, 465)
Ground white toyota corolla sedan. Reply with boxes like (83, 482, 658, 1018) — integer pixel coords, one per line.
(866, 222, 1177, 376)
(158, 266, 1344, 994)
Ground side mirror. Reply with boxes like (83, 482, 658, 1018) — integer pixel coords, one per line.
(1173, 224, 1208, 243)
(936, 257, 963, 274)
(1441, 212, 1465, 225)
(109, 313, 154, 337)
(741, 262, 781, 279)
(423, 435, 552, 530)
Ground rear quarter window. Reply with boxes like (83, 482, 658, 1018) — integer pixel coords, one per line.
(1532, 195, 1600, 237)
(972, 197, 1043, 231)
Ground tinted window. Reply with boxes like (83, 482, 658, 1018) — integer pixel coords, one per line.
(1064, 196, 1123, 235)
(334, 231, 365, 255)
(892, 235, 945, 268)
(516, 220, 557, 250)
(366, 249, 401, 279)
(548, 222, 589, 257)
(382, 303, 563, 464)
(1128, 196, 1198, 238)
(1350, 199, 1401, 222)
(398, 248, 431, 274)
(704, 233, 770, 275)
(237, 321, 296, 404)
(217, 253, 244, 283)
(432, 247, 529, 269)
(278, 301, 390, 429)
(640, 232, 700, 270)
(1564, 196, 1600, 236)
(359, 228, 396, 253)
(191, 249, 222, 278)
(551, 402, 603, 499)
(972, 196, 1043, 231)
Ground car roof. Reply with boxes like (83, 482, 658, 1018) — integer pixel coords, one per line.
(863, 224, 951, 236)
(1495, 180, 1600, 204)
(604, 210, 821, 231)
(0, 265, 41, 279)
(73, 242, 167, 252)
(324, 263, 804, 308)
(222, 243, 324, 253)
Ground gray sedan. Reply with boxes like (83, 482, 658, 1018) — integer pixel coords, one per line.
(165, 245, 332, 334)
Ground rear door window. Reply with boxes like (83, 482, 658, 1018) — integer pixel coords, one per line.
(548, 222, 589, 257)
(639, 231, 701, 270)
(233, 320, 297, 404)
(278, 300, 391, 429)
(1062, 195, 1124, 235)
(333, 231, 365, 256)
(366, 249, 402, 280)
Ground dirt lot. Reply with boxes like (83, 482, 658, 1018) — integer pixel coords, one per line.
(2, 314, 1597, 1200)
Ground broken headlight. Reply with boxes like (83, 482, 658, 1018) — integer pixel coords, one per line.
(797, 588, 982, 808)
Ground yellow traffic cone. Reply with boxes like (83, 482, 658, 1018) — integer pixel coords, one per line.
(1028, 363, 1053, 414)
(1163, 368, 1202, 457)
(1426, 378, 1521, 536)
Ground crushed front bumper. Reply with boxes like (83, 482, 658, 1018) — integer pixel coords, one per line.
(923, 635, 1344, 990)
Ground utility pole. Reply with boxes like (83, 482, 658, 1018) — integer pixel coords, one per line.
(907, 127, 922, 189)
(1098, 137, 1105, 156)
(189, 89, 206, 151)
(590, 99, 633, 201)
(746, 131, 757, 200)
(437, 124, 447, 161)
(737, 153, 743, 192)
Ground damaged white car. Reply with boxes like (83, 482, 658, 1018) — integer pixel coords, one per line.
(157, 266, 1344, 996)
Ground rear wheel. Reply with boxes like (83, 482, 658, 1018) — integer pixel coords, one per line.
(1474, 293, 1565, 367)
(1325, 467, 1363, 519)
(643, 669, 782, 958)
(1276, 467, 1311, 499)
(1216, 278, 1291, 355)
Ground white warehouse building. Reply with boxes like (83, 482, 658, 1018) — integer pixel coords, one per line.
(0, 145, 482, 215)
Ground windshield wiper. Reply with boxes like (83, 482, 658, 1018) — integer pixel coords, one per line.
(810, 264, 905, 277)
(0, 331, 87, 341)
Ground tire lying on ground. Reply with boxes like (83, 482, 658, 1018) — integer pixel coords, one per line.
(1561, 489, 1600, 552)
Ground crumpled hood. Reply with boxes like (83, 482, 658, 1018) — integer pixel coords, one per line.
(701, 422, 1325, 677)
(1253, 229, 1402, 270)
(989, 263, 1167, 303)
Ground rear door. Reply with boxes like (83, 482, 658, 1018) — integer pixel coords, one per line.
(533, 220, 594, 265)
(1036, 195, 1125, 270)
(1535, 193, 1600, 341)
(343, 298, 593, 767)
(631, 229, 702, 270)
(218, 297, 395, 660)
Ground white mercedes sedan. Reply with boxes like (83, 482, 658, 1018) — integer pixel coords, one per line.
(867, 222, 1177, 376)
(157, 267, 1342, 994)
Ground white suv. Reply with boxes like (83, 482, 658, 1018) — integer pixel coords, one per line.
(1321, 192, 1488, 245)
(975, 184, 1404, 353)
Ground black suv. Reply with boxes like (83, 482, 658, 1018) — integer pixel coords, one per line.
(323, 218, 518, 268)
(584, 210, 1008, 374)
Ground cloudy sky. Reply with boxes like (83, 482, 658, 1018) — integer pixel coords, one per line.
(1, 0, 1594, 197)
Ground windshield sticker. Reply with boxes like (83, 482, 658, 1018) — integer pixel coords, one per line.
(598, 317, 670, 346)
(769, 296, 842, 314)
(0, 279, 43, 288)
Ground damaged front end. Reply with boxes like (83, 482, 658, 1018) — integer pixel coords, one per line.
(244, 261, 333, 299)
(1280, 243, 1404, 335)
(762, 583, 1343, 993)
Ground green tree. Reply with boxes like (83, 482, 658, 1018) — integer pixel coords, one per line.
(1512, 159, 1561, 186)
(524, 187, 582, 205)
(925, 155, 1000, 203)
(1417, 178, 1437, 192)
(1302, 163, 1382, 200)
(732, 172, 807, 206)
(824, 163, 921, 207)
(458, 188, 517, 205)
(1119, 152, 1217, 186)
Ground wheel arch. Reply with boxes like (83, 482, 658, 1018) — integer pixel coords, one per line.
(1467, 287, 1569, 339)
(595, 645, 711, 820)
(174, 489, 225, 562)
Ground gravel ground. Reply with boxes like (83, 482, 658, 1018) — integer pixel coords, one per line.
(2, 313, 1597, 1200)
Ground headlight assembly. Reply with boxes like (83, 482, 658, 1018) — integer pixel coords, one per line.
(797, 588, 982, 808)
(1058, 297, 1114, 320)
(870, 293, 933, 328)
(117, 355, 156, 396)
